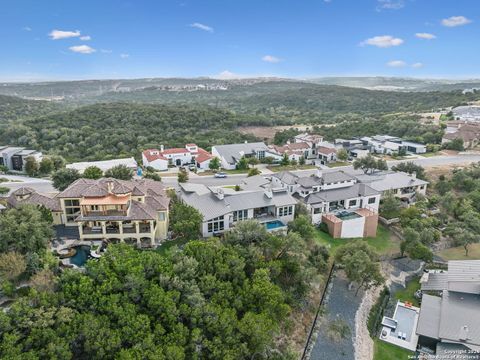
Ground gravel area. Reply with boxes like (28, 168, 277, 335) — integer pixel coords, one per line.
(309, 272, 363, 360)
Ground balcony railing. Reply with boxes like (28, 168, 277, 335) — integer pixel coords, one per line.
(139, 225, 152, 233)
(106, 227, 120, 234)
(82, 227, 103, 234)
(123, 227, 136, 234)
(83, 210, 127, 217)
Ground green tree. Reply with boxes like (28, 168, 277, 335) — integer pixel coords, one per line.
(0, 205, 53, 255)
(104, 165, 133, 180)
(209, 157, 221, 171)
(39, 157, 54, 175)
(50, 155, 66, 170)
(236, 156, 249, 170)
(335, 241, 384, 295)
(353, 154, 387, 174)
(143, 171, 162, 181)
(248, 157, 259, 168)
(280, 153, 290, 166)
(288, 215, 315, 241)
(391, 162, 426, 180)
(247, 168, 261, 177)
(379, 193, 401, 219)
(24, 156, 39, 177)
(169, 201, 202, 240)
(0, 186, 9, 195)
(83, 165, 103, 179)
(0, 251, 26, 282)
(52, 168, 81, 191)
(337, 148, 348, 162)
(177, 169, 189, 183)
(299, 156, 306, 165)
(444, 138, 464, 151)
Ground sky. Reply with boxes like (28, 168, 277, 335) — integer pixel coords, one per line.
(0, 0, 479, 81)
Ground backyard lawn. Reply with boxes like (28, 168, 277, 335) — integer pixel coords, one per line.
(394, 276, 421, 307)
(266, 164, 316, 172)
(437, 243, 480, 260)
(314, 224, 400, 256)
(373, 339, 413, 360)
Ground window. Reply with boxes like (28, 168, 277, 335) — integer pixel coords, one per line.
(64, 199, 80, 223)
(278, 206, 293, 217)
(207, 215, 225, 233)
(313, 208, 321, 214)
(158, 212, 166, 221)
(65, 199, 80, 207)
(233, 209, 248, 222)
(348, 199, 357, 207)
(368, 197, 376, 204)
(257, 150, 265, 159)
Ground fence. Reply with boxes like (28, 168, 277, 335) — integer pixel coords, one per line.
(300, 262, 336, 360)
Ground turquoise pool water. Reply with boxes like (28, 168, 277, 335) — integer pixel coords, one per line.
(335, 211, 361, 221)
(70, 245, 91, 267)
(265, 220, 285, 230)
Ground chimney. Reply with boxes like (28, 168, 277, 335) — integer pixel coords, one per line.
(264, 185, 273, 199)
(160, 145, 164, 152)
(411, 172, 417, 179)
(215, 188, 225, 200)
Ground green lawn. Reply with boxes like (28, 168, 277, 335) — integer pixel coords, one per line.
(437, 243, 480, 260)
(266, 164, 316, 172)
(421, 152, 441, 158)
(327, 161, 349, 168)
(197, 169, 249, 176)
(395, 276, 421, 307)
(374, 339, 414, 360)
(314, 224, 400, 256)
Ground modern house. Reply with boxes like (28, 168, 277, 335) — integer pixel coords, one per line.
(56, 178, 170, 247)
(0, 146, 43, 172)
(142, 144, 212, 171)
(211, 142, 281, 170)
(180, 183, 296, 237)
(6, 187, 63, 225)
(354, 171, 428, 203)
(271, 169, 380, 238)
(268, 142, 311, 162)
(66, 158, 138, 174)
(317, 146, 337, 164)
(416, 261, 480, 357)
(361, 135, 427, 155)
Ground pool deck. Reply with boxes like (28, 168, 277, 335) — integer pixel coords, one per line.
(379, 301, 420, 352)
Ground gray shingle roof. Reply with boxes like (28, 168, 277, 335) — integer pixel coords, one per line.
(416, 294, 441, 340)
(213, 142, 268, 164)
(355, 171, 428, 192)
(304, 183, 379, 204)
(272, 171, 299, 185)
(322, 171, 355, 184)
(421, 272, 448, 291)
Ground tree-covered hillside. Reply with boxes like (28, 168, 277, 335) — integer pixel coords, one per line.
(0, 103, 257, 162)
(0, 95, 61, 123)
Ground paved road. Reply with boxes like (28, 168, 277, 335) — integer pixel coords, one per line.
(2, 153, 479, 194)
(163, 153, 480, 188)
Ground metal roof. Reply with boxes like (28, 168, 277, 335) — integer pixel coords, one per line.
(416, 294, 441, 340)
(304, 183, 379, 204)
(212, 142, 268, 164)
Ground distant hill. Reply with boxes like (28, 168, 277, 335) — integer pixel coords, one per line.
(0, 94, 62, 123)
(309, 77, 480, 92)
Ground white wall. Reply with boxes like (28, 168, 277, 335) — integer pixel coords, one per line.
(340, 216, 365, 238)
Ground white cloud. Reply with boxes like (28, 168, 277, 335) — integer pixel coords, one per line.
(23, 26, 32, 31)
(412, 62, 424, 68)
(120, 53, 130, 59)
(360, 35, 404, 48)
(69, 45, 96, 54)
(213, 70, 241, 80)
(386, 60, 407, 67)
(189, 22, 214, 33)
(377, 0, 404, 10)
(49, 29, 81, 40)
(262, 55, 281, 63)
(415, 32, 436, 40)
(80, 35, 91, 41)
(441, 16, 472, 27)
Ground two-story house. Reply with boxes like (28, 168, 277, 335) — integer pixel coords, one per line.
(142, 144, 212, 171)
(56, 178, 170, 247)
(180, 183, 296, 237)
(0, 146, 43, 172)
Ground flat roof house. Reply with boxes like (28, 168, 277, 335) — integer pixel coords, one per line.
(56, 178, 170, 247)
(180, 183, 296, 237)
(416, 261, 480, 357)
(66, 157, 138, 174)
(211, 142, 280, 170)
(0, 146, 43, 172)
(271, 169, 380, 238)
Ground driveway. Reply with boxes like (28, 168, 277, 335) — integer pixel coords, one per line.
(0, 174, 56, 195)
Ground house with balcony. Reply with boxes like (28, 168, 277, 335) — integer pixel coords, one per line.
(270, 169, 381, 237)
(179, 183, 296, 237)
(0, 146, 43, 172)
(56, 178, 170, 247)
(142, 144, 212, 171)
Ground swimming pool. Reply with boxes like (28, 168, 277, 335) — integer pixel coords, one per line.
(69, 245, 91, 267)
(335, 211, 361, 221)
(264, 220, 285, 230)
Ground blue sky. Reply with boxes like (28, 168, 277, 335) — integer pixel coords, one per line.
(0, 0, 479, 81)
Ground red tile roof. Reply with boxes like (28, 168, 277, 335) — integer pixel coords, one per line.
(161, 148, 190, 155)
(317, 146, 336, 155)
(143, 150, 167, 162)
(196, 148, 213, 163)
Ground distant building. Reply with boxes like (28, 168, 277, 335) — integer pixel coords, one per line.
(361, 135, 426, 155)
(0, 146, 43, 172)
(211, 142, 281, 170)
(66, 158, 138, 174)
(452, 105, 480, 122)
(142, 144, 212, 171)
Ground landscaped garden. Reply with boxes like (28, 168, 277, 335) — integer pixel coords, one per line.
(373, 338, 414, 360)
(438, 243, 480, 260)
(394, 276, 421, 306)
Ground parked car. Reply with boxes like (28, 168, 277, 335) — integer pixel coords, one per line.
(214, 172, 227, 178)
